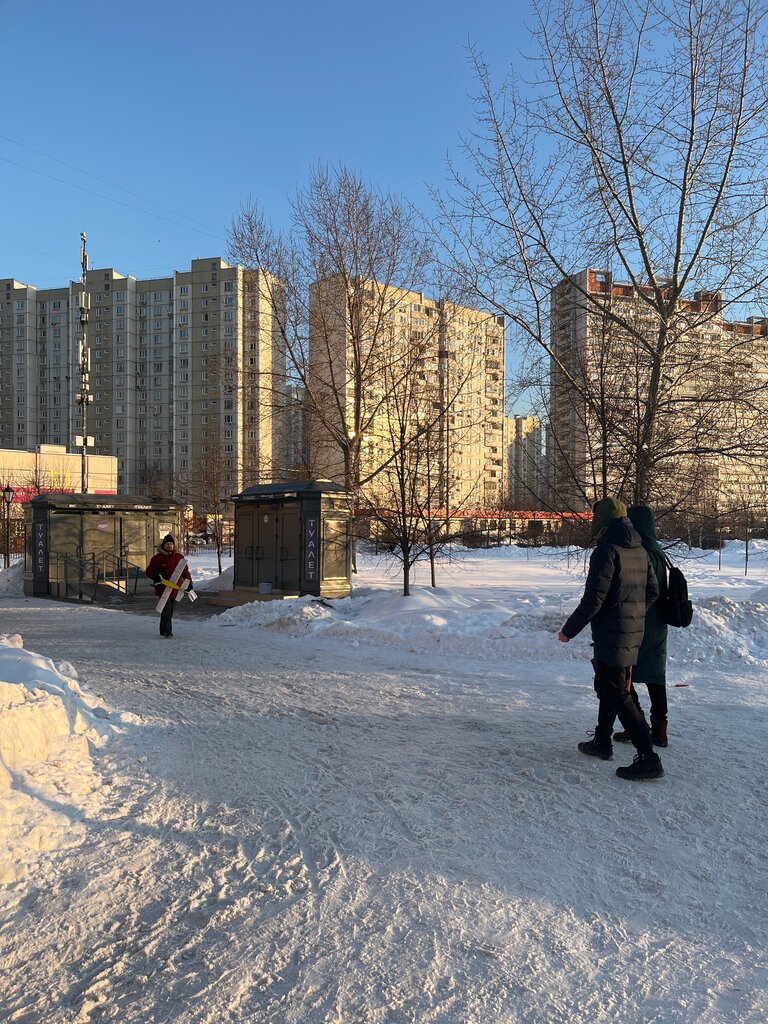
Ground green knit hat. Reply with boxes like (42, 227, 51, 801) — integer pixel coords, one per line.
(589, 497, 627, 539)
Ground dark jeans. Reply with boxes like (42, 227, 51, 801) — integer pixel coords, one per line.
(628, 682, 668, 722)
(160, 598, 174, 636)
(593, 661, 654, 754)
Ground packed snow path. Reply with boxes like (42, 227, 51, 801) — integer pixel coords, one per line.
(1, 551, 767, 1023)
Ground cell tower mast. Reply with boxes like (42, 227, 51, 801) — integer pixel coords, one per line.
(76, 233, 92, 494)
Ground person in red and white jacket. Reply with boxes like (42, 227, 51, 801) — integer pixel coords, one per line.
(146, 534, 193, 638)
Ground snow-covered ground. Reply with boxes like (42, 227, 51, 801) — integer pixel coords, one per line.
(0, 542, 766, 1023)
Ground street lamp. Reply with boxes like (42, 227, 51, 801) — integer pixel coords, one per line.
(3, 483, 13, 570)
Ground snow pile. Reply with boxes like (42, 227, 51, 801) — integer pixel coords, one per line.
(194, 562, 234, 591)
(214, 571, 768, 669)
(0, 560, 24, 597)
(667, 595, 768, 668)
(217, 593, 349, 634)
(0, 634, 119, 884)
(215, 585, 568, 657)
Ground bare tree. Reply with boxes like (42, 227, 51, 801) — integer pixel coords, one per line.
(229, 165, 488, 569)
(230, 168, 434, 490)
(357, 303, 486, 594)
(178, 438, 232, 576)
(440, 0, 768, 516)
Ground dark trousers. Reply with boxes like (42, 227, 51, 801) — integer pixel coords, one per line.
(160, 598, 174, 636)
(593, 661, 654, 754)
(628, 682, 668, 721)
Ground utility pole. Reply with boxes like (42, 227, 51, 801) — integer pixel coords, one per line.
(76, 232, 92, 493)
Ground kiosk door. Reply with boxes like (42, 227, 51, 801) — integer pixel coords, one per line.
(235, 506, 256, 588)
(256, 506, 278, 585)
(82, 512, 117, 578)
(48, 512, 82, 583)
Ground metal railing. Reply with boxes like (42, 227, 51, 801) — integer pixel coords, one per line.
(48, 551, 152, 602)
(96, 551, 149, 596)
(49, 552, 102, 603)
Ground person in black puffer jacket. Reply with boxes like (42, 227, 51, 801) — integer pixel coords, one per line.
(558, 497, 663, 780)
(613, 504, 669, 748)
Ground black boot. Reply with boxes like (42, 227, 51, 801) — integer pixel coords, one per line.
(578, 738, 613, 760)
(651, 717, 668, 747)
(616, 751, 664, 780)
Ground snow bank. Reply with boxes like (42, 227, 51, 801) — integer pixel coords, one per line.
(195, 562, 234, 591)
(0, 560, 24, 598)
(0, 634, 119, 884)
(668, 595, 768, 669)
(214, 554, 768, 668)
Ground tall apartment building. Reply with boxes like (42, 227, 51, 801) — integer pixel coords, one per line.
(506, 414, 543, 509)
(308, 277, 506, 509)
(549, 268, 768, 511)
(0, 259, 287, 502)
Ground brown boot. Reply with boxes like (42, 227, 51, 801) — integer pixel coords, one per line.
(614, 711, 645, 742)
(651, 717, 668, 747)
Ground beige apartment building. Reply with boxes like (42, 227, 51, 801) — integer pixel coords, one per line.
(549, 269, 768, 513)
(0, 445, 117, 499)
(506, 415, 543, 509)
(308, 277, 506, 511)
(0, 259, 287, 503)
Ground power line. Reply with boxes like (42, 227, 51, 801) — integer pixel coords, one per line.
(0, 132, 224, 236)
(0, 154, 227, 244)
(0, 232, 76, 270)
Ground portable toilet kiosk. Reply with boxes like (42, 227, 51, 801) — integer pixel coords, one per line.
(231, 481, 352, 599)
(24, 493, 183, 599)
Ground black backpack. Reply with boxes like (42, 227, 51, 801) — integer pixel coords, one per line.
(660, 554, 693, 628)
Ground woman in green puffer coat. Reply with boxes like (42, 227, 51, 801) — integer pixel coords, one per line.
(614, 505, 670, 747)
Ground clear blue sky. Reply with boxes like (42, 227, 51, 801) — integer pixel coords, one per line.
(1, 0, 531, 288)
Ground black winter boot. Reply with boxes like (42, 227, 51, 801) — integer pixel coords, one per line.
(616, 751, 664, 780)
(578, 738, 613, 760)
